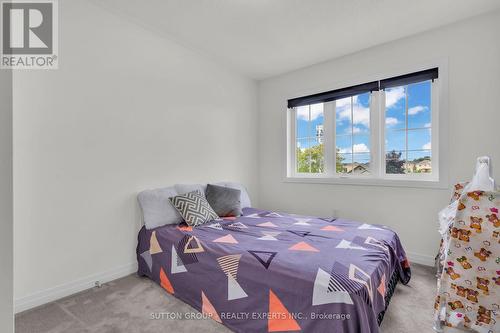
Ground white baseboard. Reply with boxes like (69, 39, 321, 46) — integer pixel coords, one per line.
(407, 251, 435, 267)
(15, 262, 137, 314)
(14, 252, 433, 313)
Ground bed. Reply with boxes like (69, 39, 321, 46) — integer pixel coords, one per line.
(137, 207, 411, 333)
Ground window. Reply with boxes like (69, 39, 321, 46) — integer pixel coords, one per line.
(295, 103, 324, 173)
(335, 93, 371, 175)
(384, 81, 432, 175)
(286, 67, 442, 186)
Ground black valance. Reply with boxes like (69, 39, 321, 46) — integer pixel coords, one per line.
(287, 68, 438, 109)
(287, 81, 379, 108)
(379, 68, 438, 90)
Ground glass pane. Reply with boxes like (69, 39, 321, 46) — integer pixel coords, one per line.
(408, 128, 431, 152)
(382, 81, 433, 176)
(336, 153, 351, 174)
(296, 138, 310, 173)
(408, 81, 431, 130)
(336, 96, 352, 136)
(336, 134, 351, 174)
(406, 150, 432, 174)
(353, 153, 370, 175)
(296, 122, 308, 142)
(336, 134, 352, 153)
(336, 92, 372, 175)
(353, 134, 370, 154)
(385, 86, 406, 130)
(385, 129, 406, 152)
(310, 143, 325, 173)
(352, 92, 370, 132)
(385, 150, 406, 174)
(296, 103, 324, 174)
(311, 103, 324, 146)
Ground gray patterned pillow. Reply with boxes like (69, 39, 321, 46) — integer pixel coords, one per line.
(169, 190, 219, 227)
(206, 184, 242, 217)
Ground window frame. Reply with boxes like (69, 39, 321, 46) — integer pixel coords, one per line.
(284, 61, 449, 189)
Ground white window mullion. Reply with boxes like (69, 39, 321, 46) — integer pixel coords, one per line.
(307, 105, 312, 173)
(350, 97, 354, 168)
(404, 86, 409, 168)
(431, 79, 439, 181)
(379, 90, 387, 178)
(323, 101, 335, 177)
(370, 90, 380, 178)
(288, 107, 297, 177)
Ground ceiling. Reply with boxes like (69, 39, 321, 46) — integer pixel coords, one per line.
(96, 0, 500, 79)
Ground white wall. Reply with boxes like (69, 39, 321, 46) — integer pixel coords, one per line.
(258, 11, 500, 265)
(0, 69, 13, 330)
(13, 0, 258, 309)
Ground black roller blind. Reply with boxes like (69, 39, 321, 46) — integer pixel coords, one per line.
(287, 81, 379, 108)
(287, 68, 438, 109)
(380, 68, 438, 90)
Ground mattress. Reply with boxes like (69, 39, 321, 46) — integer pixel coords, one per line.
(137, 208, 411, 333)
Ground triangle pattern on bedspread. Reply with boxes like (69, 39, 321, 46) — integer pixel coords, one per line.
(312, 268, 353, 306)
(226, 222, 248, 229)
(258, 222, 278, 228)
(258, 231, 280, 241)
(336, 239, 366, 250)
(140, 250, 152, 272)
(268, 290, 301, 332)
(184, 235, 204, 254)
(288, 241, 319, 252)
(264, 212, 283, 218)
(159, 267, 174, 294)
(149, 231, 163, 255)
(207, 222, 223, 231)
(293, 218, 311, 226)
(358, 223, 384, 230)
(217, 254, 248, 300)
(177, 235, 199, 265)
(321, 225, 344, 231)
(248, 250, 277, 269)
(349, 264, 373, 303)
(214, 234, 238, 244)
(217, 254, 241, 280)
(202, 291, 222, 323)
(171, 245, 187, 274)
(287, 230, 311, 237)
(227, 275, 248, 300)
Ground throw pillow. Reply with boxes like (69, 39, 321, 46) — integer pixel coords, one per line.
(169, 190, 219, 227)
(206, 184, 242, 217)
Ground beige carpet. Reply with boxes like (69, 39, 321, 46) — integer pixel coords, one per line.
(16, 263, 436, 333)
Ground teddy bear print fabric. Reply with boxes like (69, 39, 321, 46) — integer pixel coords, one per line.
(434, 186, 499, 333)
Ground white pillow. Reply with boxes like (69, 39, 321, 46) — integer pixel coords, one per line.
(214, 182, 252, 208)
(138, 187, 183, 229)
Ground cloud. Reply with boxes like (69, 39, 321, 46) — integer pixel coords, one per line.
(424, 122, 431, 128)
(336, 96, 370, 127)
(385, 117, 399, 126)
(351, 106, 370, 127)
(385, 87, 405, 108)
(296, 103, 324, 121)
(408, 105, 428, 116)
(339, 143, 370, 154)
(352, 126, 362, 134)
(354, 143, 370, 153)
(422, 142, 431, 150)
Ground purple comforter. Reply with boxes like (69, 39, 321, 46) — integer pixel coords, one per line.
(137, 208, 411, 333)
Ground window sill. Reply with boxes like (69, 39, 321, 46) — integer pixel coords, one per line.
(283, 175, 448, 189)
